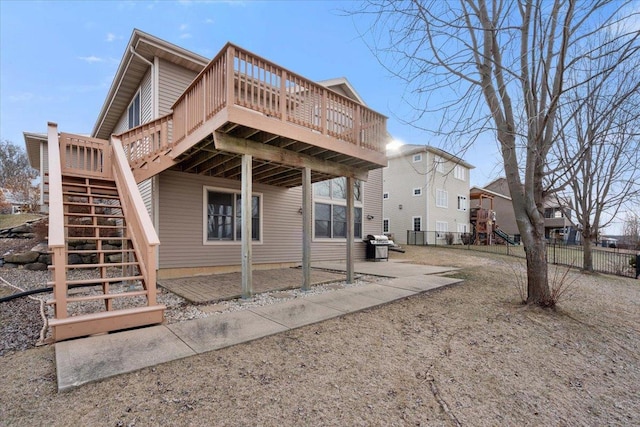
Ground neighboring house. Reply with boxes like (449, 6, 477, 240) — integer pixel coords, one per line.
(0, 188, 29, 214)
(383, 144, 474, 245)
(481, 177, 577, 243)
(23, 29, 388, 340)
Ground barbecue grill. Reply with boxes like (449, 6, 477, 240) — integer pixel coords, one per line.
(365, 234, 394, 261)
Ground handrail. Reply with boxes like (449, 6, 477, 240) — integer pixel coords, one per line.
(117, 113, 173, 164)
(58, 133, 112, 179)
(47, 123, 65, 248)
(110, 135, 160, 305)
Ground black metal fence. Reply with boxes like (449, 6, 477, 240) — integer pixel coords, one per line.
(406, 230, 639, 279)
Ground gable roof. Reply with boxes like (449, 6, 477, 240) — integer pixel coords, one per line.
(317, 77, 366, 105)
(470, 186, 512, 201)
(23, 132, 47, 170)
(92, 29, 209, 140)
(386, 144, 475, 169)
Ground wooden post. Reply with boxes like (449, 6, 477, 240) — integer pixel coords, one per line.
(241, 154, 253, 299)
(302, 167, 312, 291)
(280, 69, 287, 121)
(226, 45, 236, 108)
(346, 176, 354, 283)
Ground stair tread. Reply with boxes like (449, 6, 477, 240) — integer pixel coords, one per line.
(67, 249, 135, 254)
(47, 275, 144, 286)
(47, 290, 149, 305)
(49, 262, 139, 270)
(48, 305, 165, 327)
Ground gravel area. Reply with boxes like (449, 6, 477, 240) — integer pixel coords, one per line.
(0, 265, 381, 355)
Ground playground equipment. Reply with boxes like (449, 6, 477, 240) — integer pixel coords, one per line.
(470, 192, 515, 246)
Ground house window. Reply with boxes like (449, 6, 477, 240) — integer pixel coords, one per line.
(436, 221, 448, 238)
(383, 192, 389, 200)
(435, 155, 445, 173)
(205, 188, 260, 242)
(412, 153, 422, 163)
(128, 91, 140, 129)
(454, 165, 465, 180)
(412, 216, 422, 232)
(436, 189, 448, 208)
(413, 188, 422, 196)
(383, 218, 389, 233)
(314, 203, 362, 239)
(457, 195, 467, 211)
(313, 177, 363, 239)
(457, 223, 468, 233)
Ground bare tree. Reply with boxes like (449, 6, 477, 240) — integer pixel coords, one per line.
(0, 140, 39, 207)
(358, 0, 639, 305)
(552, 35, 640, 271)
(622, 211, 640, 250)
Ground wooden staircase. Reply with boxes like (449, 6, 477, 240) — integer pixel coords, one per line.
(47, 125, 164, 341)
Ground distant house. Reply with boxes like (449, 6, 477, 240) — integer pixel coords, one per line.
(470, 185, 518, 238)
(479, 177, 577, 244)
(383, 144, 474, 244)
(0, 187, 30, 214)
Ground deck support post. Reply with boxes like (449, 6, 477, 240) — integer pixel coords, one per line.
(346, 176, 354, 284)
(241, 154, 253, 299)
(302, 167, 312, 291)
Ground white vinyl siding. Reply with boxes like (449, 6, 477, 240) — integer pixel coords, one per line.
(436, 189, 448, 208)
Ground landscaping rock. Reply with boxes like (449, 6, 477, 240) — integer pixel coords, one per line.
(10, 224, 32, 234)
(79, 243, 97, 251)
(4, 263, 18, 268)
(24, 262, 47, 271)
(107, 254, 122, 263)
(30, 242, 49, 253)
(37, 254, 52, 265)
(67, 254, 83, 265)
(4, 251, 40, 264)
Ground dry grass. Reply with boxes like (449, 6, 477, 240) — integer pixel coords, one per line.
(0, 214, 43, 230)
(1, 246, 639, 426)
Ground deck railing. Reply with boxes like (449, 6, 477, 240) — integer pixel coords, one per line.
(118, 114, 172, 165)
(59, 132, 112, 179)
(171, 43, 387, 153)
(110, 136, 161, 305)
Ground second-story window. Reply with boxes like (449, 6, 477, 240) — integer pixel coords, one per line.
(128, 91, 140, 129)
(413, 153, 422, 163)
(454, 165, 465, 180)
(435, 155, 445, 173)
(436, 189, 448, 208)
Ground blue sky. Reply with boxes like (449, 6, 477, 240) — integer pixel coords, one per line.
(0, 0, 501, 188)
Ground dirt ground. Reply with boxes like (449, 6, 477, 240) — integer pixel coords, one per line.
(1, 246, 639, 426)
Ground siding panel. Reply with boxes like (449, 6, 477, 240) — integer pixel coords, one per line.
(158, 59, 198, 115)
(158, 169, 383, 269)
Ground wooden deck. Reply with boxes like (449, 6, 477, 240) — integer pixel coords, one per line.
(118, 43, 388, 186)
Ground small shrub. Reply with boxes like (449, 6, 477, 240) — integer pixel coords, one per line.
(445, 232, 454, 245)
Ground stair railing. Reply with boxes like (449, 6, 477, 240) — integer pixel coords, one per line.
(110, 135, 160, 305)
(47, 122, 68, 319)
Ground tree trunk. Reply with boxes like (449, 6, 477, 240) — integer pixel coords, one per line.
(582, 229, 594, 272)
(525, 236, 550, 304)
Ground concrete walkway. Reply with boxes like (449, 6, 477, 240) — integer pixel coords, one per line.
(55, 262, 461, 391)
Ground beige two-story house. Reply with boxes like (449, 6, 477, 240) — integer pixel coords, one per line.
(383, 144, 473, 245)
(23, 29, 388, 340)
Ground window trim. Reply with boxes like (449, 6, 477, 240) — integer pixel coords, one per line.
(312, 177, 364, 241)
(383, 192, 389, 200)
(127, 90, 141, 129)
(383, 218, 390, 233)
(436, 221, 448, 238)
(412, 216, 422, 232)
(202, 186, 264, 245)
(434, 155, 445, 173)
(457, 195, 468, 211)
(436, 189, 448, 208)
(413, 187, 422, 197)
(454, 165, 465, 181)
(412, 153, 422, 163)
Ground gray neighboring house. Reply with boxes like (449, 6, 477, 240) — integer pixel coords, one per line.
(383, 144, 474, 245)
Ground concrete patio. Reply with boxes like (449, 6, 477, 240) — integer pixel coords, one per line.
(55, 261, 462, 391)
